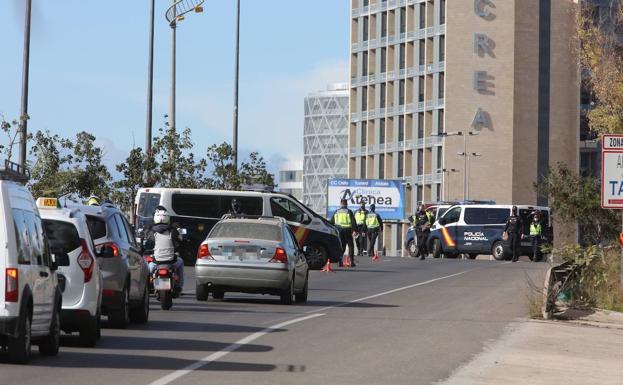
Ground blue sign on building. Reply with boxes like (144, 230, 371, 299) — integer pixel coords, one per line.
(326, 179, 405, 220)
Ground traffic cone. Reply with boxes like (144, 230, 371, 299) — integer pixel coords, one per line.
(322, 259, 334, 272)
(372, 252, 380, 262)
(342, 256, 351, 268)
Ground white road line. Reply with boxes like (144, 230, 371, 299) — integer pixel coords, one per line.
(149, 313, 325, 385)
(151, 262, 511, 385)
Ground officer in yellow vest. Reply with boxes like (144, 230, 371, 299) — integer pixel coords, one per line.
(366, 204, 383, 257)
(529, 211, 543, 262)
(330, 198, 358, 267)
(354, 202, 369, 256)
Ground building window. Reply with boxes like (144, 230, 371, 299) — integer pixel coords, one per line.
(380, 118, 386, 144)
(419, 3, 426, 29)
(361, 121, 367, 146)
(436, 184, 442, 202)
(438, 73, 445, 99)
(437, 148, 443, 172)
(438, 109, 444, 133)
(363, 0, 369, 6)
(439, 35, 445, 62)
(363, 16, 369, 41)
(398, 151, 404, 178)
(440, 0, 446, 25)
(381, 12, 388, 37)
(417, 149, 424, 175)
(380, 47, 387, 73)
(419, 40, 425, 66)
(361, 157, 367, 179)
(400, 8, 406, 34)
(379, 154, 385, 179)
(380, 83, 386, 107)
(398, 115, 405, 142)
(399, 44, 406, 69)
(418, 112, 424, 139)
(362, 51, 368, 76)
(362, 86, 368, 111)
(398, 79, 405, 105)
(417, 185, 423, 204)
(418, 76, 425, 101)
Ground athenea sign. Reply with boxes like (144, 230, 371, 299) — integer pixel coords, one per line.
(326, 179, 405, 220)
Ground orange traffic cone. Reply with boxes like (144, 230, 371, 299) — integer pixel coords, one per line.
(372, 252, 380, 262)
(342, 256, 351, 268)
(322, 259, 334, 272)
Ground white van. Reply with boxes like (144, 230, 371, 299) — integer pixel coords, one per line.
(0, 163, 62, 364)
(134, 188, 342, 270)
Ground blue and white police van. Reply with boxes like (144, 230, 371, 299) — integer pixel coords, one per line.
(406, 204, 551, 260)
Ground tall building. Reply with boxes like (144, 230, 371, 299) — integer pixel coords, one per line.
(303, 83, 349, 216)
(278, 159, 304, 201)
(349, 0, 579, 254)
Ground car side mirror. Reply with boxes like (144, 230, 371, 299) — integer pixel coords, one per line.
(97, 245, 115, 258)
(301, 213, 311, 224)
(50, 254, 59, 271)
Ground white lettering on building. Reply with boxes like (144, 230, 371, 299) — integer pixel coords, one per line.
(472, 0, 496, 131)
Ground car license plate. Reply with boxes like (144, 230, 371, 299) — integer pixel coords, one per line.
(154, 278, 171, 291)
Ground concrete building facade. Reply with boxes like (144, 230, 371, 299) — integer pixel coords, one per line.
(303, 83, 350, 216)
(349, 0, 579, 255)
(278, 159, 304, 201)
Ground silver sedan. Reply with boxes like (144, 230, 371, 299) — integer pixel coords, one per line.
(195, 217, 309, 304)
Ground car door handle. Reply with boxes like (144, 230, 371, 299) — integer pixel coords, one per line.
(39, 271, 49, 278)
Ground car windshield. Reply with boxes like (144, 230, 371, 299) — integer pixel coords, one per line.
(210, 222, 282, 242)
(43, 219, 81, 266)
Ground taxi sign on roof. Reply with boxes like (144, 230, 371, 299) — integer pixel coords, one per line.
(36, 197, 59, 209)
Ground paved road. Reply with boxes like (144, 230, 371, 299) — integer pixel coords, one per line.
(0, 257, 548, 385)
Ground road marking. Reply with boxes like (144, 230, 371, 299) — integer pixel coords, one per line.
(151, 262, 510, 385)
(148, 313, 324, 385)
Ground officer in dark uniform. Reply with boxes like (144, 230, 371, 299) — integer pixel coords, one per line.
(366, 204, 383, 257)
(228, 198, 244, 216)
(354, 202, 368, 256)
(414, 205, 433, 260)
(330, 199, 358, 267)
(504, 206, 523, 262)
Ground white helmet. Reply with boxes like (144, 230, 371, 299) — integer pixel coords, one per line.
(153, 206, 170, 225)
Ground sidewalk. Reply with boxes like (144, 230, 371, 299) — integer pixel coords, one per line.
(439, 310, 623, 385)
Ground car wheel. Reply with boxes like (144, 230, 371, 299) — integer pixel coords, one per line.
(212, 291, 225, 300)
(109, 285, 130, 329)
(160, 290, 173, 310)
(196, 282, 209, 301)
(294, 273, 309, 303)
(280, 278, 294, 305)
(432, 239, 442, 259)
(79, 315, 99, 348)
(8, 309, 31, 364)
(492, 241, 507, 261)
(39, 306, 60, 356)
(304, 243, 327, 270)
(129, 283, 149, 324)
(407, 240, 418, 258)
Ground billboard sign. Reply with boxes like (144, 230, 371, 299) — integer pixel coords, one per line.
(601, 135, 623, 209)
(326, 179, 405, 220)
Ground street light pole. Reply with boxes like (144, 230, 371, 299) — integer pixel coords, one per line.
(170, 0, 177, 132)
(18, 0, 32, 167)
(146, 0, 155, 156)
(232, 0, 241, 171)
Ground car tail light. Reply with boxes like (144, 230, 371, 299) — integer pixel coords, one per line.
(78, 239, 94, 283)
(144, 255, 154, 263)
(158, 268, 169, 277)
(5, 268, 18, 302)
(99, 242, 120, 257)
(197, 243, 214, 260)
(269, 247, 288, 264)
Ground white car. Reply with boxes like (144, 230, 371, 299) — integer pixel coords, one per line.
(38, 198, 103, 347)
(0, 163, 62, 364)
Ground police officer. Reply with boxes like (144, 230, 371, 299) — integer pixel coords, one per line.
(529, 211, 543, 262)
(504, 206, 523, 262)
(366, 204, 383, 257)
(330, 199, 357, 267)
(86, 195, 100, 206)
(354, 202, 368, 256)
(228, 198, 244, 216)
(414, 205, 433, 260)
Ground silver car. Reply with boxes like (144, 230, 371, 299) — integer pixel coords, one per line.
(195, 217, 309, 304)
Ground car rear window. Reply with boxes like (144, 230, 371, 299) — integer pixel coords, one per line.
(137, 192, 161, 218)
(86, 215, 107, 240)
(43, 219, 81, 266)
(464, 208, 509, 225)
(209, 222, 282, 242)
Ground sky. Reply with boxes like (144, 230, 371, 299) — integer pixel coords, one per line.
(0, 0, 349, 176)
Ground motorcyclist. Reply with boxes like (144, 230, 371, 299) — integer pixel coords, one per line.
(145, 206, 185, 292)
(414, 205, 433, 260)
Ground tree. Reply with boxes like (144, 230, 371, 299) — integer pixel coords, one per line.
(239, 152, 275, 188)
(576, 3, 623, 134)
(28, 130, 73, 198)
(111, 147, 156, 214)
(205, 142, 239, 190)
(66, 131, 112, 199)
(152, 123, 206, 188)
(535, 163, 619, 246)
(0, 116, 23, 162)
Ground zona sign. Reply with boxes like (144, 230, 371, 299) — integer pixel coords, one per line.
(601, 134, 623, 209)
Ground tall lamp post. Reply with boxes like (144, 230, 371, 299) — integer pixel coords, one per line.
(164, 0, 205, 132)
(232, 0, 241, 170)
(145, 0, 155, 158)
(18, 0, 33, 167)
(432, 131, 462, 202)
(441, 168, 458, 201)
(457, 151, 482, 200)
(457, 131, 480, 200)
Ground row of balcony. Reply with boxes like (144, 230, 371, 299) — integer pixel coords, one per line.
(350, 99, 445, 121)
(351, 63, 445, 87)
(349, 136, 443, 157)
(351, 26, 446, 53)
(352, 0, 425, 18)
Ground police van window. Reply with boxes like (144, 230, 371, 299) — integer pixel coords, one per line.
(172, 194, 222, 218)
(137, 193, 161, 218)
(464, 208, 509, 225)
(443, 207, 462, 224)
(270, 197, 304, 222)
(12, 209, 30, 264)
(224, 197, 263, 216)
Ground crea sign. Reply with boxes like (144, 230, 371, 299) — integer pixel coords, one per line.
(326, 179, 405, 221)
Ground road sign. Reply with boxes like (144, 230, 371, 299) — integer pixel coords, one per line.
(601, 134, 623, 208)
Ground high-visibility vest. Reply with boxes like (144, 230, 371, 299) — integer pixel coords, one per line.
(426, 211, 434, 224)
(334, 209, 352, 228)
(355, 211, 366, 225)
(366, 213, 380, 229)
(530, 223, 542, 236)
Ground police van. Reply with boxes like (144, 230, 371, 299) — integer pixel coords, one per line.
(426, 204, 551, 260)
(134, 188, 342, 269)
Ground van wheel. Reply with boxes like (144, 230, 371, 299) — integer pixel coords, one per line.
(39, 306, 60, 356)
(407, 240, 418, 258)
(305, 244, 327, 270)
(432, 239, 442, 259)
(492, 241, 507, 261)
(8, 309, 31, 364)
(196, 283, 209, 301)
